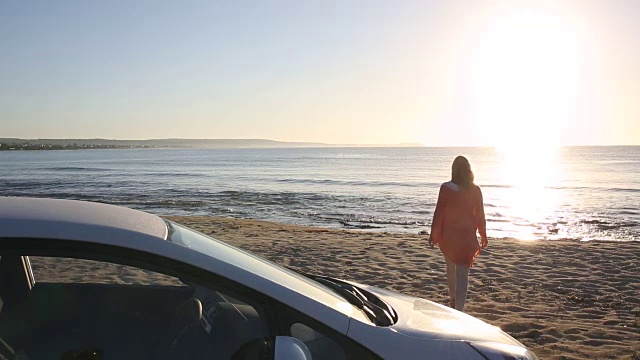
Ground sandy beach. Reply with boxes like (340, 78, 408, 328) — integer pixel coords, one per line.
(164, 216, 640, 360)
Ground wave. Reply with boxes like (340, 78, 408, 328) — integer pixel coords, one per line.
(106, 199, 208, 208)
(487, 218, 512, 223)
(481, 184, 640, 193)
(275, 178, 439, 188)
(268, 179, 634, 193)
(44, 166, 114, 172)
(580, 219, 637, 230)
(314, 213, 427, 227)
(481, 184, 513, 189)
(548, 185, 640, 193)
(603, 187, 640, 193)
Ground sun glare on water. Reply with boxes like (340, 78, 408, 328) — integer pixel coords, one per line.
(494, 145, 563, 240)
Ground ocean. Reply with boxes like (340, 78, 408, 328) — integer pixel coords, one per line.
(1, 146, 638, 242)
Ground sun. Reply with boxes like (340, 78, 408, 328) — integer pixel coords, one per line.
(469, 7, 581, 152)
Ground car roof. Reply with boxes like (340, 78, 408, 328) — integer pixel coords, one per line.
(0, 197, 167, 241)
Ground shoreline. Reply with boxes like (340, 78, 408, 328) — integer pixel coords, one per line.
(166, 215, 640, 360)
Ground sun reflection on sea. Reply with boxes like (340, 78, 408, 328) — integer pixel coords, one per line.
(495, 146, 563, 240)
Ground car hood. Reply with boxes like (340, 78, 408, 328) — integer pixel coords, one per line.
(350, 281, 523, 346)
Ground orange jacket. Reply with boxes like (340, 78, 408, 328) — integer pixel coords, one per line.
(430, 182, 486, 266)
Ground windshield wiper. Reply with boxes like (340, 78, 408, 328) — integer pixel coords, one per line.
(289, 268, 396, 326)
(312, 277, 365, 308)
(312, 275, 395, 326)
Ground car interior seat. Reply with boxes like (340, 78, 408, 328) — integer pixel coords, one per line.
(167, 298, 206, 359)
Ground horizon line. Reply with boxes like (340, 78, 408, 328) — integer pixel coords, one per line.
(1, 137, 639, 147)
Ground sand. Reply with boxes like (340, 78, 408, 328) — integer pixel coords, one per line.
(29, 216, 639, 359)
(167, 216, 640, 360)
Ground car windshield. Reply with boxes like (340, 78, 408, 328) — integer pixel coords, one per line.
(165, 220, 369, 320)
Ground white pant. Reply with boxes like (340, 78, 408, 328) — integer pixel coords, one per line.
(444, 255, 470, 312)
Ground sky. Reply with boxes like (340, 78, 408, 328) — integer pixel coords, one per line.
(1, 0, 639, 146)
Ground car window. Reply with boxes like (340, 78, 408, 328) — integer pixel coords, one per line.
(0, 254, 272, 360)
(29, 256, 185, 286)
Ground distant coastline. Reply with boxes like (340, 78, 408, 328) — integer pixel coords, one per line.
(0, 138, 422, 151)
(2, 139, 635, 151)
(0, 142, 147, 151)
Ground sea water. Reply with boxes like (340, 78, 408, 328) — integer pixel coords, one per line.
(1, 146, 638, 242)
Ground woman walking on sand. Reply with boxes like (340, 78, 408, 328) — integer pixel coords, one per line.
(429, 155, 487, 312)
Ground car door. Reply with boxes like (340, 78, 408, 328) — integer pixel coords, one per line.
(0, 238, 276, 360)
(0, 237, 382, 360)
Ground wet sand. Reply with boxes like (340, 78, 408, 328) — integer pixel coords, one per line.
(167, 216, 640, 360)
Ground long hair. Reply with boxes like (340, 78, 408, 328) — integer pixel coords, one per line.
(451, 155, 474, 189)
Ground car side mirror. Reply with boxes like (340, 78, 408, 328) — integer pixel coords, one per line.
(274, 336, 312, 360)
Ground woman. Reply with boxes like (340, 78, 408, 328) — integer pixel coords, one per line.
(429, 156, 487, 312)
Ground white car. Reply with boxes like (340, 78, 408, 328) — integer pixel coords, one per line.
(0, 197, 537, 360)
